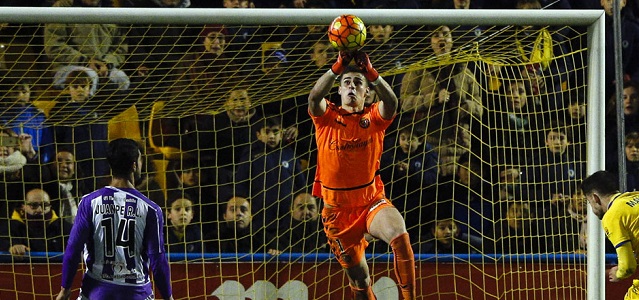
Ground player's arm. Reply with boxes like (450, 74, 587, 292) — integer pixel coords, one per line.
(610, 241, 637, 282)
(146, 206, 173, 299)
(354, 51, 397, 120)
(58, 196, 93, 298)
(308, 51, 352, 116)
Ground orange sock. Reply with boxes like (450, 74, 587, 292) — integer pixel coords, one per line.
(390, 232, 416, 300)
(350, 284, 376, 300)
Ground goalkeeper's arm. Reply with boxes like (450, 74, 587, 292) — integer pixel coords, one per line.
(353, 51, 398, 120)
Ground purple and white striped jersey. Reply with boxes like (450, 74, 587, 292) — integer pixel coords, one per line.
(60, 186, 172, 300)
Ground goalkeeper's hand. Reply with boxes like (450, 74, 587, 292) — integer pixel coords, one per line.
(330, 51, 353, 76)
(353, 51, 379, 83)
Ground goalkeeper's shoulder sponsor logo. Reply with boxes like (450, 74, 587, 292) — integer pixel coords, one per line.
(210, 277, 399, 300)
(359, 117, 370, 129)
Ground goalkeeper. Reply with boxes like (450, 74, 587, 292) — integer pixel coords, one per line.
(582, 170, 639, 299)
(308, 50, 416, 300)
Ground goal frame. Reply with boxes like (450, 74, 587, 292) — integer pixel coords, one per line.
(0, 7, 607, 299)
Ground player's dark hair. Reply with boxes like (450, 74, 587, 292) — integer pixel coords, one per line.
(581, 170, 619, 196)
(340, 65, 365, 77)
(107, 138, 140, 179)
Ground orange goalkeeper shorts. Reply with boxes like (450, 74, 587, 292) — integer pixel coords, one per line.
(321, 198, 393, 268)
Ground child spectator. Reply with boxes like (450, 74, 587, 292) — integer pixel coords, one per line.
(44, 0, 130, 95)
(483, 66, 545, 166)
(166, 158, 232, 233)
(277, 192, 327, 253)
(600, 0, 639, 99)
(0, 76, 54, 163)
(542, 185, 588, 253)
(608, 132, 639, 192)
(0, 129, 41, 222)
(493, 201, 539, 254)
(522, 122, 585, 214)
(430, 152, 495, 247)
(49, 70, 110, 190)
(165, 192, 202, 254)
(605, 80, 639, 168)
(380, 121, 438, 241)
(235, 114, 306, 232)
(419, 208, 480, 254)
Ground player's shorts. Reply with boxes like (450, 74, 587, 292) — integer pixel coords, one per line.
(78, 294, 154, 300)
(321, 198, 394, 268)
(625, 279, 639, 299)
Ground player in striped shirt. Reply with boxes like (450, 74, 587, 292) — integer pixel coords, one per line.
(308, 50, 416, 299)
(56, 138, 173, 300)
(582, 170, 639, 299)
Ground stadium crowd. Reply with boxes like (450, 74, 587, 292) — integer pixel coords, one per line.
(0, 0, 634, 258)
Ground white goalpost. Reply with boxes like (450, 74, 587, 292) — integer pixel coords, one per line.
(0, 7, 606, 300)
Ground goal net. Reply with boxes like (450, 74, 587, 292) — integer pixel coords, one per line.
(0, 7, 607, 300)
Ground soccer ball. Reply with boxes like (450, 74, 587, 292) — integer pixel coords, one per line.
(327, 14, 367, 52)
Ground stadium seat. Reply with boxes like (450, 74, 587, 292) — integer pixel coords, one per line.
(148, 101, 182, 160)
(108, 104, 142, 142)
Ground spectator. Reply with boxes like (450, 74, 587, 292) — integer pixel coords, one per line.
(430, 0, 485, 44)
(483, 66, 545, 166)
(164, 192, 202, 254)
(541, 185, 588, 253)
(400, 25, 482, 144)
(0, 76, 54, 163)
(44, 0, 129, 96)
(235, 114, 306, 231)
(380, 121, 438, 242)
(365, 23, 405, 99)
(309, 40, 335, 68)
(181, 89, 259, 172)
(42, 147, 90, 224)
(49, 70, 110, 190)
(513, 0, 573, 110)
(0, 129, 41, 222)
(123, 0, 193, 102)
(0, 188, 71, 259)
(220, 0, 261, 67)
(419, 208, 480, 254)
(277, 192, 327, 253)
(492, 201, 539, 254)
(600, 0, 639, 99)
(175, 25, 236, 104)
(430, 152, 495, 248)
(608, 132, 639, 192)
(166, 158, 231, 232)
(523, 122, 585, 213)
(606, 80, 639, 165)
(204, 195, 279, 255)
(564, 91, 587, 161)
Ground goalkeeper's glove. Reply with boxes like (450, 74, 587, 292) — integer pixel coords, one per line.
(354, 51, 380, 85)
(330, 51, 353, 76)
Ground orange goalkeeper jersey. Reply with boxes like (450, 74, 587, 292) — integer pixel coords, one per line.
(310, 100, 395, 208)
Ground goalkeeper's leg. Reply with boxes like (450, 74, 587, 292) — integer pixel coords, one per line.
(367, 202, 416, 300)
